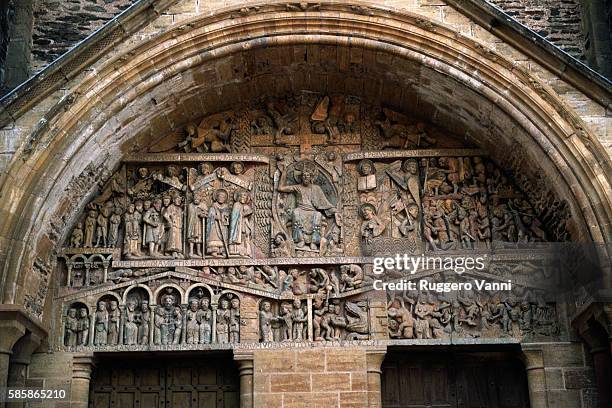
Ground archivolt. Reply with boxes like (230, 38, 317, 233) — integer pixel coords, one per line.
(0, 1, 609, 309)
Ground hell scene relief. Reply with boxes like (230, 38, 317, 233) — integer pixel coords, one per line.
(57, 92, 569, 350)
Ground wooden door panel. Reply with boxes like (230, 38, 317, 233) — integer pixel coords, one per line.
(167, 391, 192, 408)
(382, 352, 528, 408)
(117, 393, 135, 408)
(222, 391, 239, 408)
(382, 365, 401, 406)
(92, 393, 111, 408)
(382, 358, 454, 408)
(141, 393, 161, 408)
(197, 391, 218, 408)
(197, 367, 217, 385)
(90, 357, 238, 408)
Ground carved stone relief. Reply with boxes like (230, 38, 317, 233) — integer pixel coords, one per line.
(55, 92, 568, 350)
(386, 274, 559, 341)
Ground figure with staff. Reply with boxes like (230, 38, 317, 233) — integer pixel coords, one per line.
(187, 196, 208, 258)
(206, 188, 231, 257)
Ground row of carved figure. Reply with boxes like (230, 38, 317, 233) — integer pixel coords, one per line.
(174, 97, 436, 153)
(63, 293, 240, 348)
(66, 154, 561, 264)
(63, 294, 370, 348)
(196, 264, 369, 296)
(357, 156, 549, 255)
(69, 162, 254, 259)
(387, 293, 558, 340)
(258, 297, 369, 343)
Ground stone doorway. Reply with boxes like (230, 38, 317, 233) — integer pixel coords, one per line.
(382, 349, 530, 408)
(89, 353, 239, 408)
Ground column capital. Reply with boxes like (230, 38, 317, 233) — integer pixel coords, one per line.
(233, 349, 254, 363)
(520, 346, 544, 371)
(72, 353, 96, 381)
(365, 346, 387, 374)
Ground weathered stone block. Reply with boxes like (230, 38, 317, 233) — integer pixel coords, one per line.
(547, 390, 582, 408)
(254, 393, 282, 408)
(563, 368, 595, 389)
(255, 350, 295, 373)
(296, 349, 326, 372)
(269, 373, 311, 393)
(545, 368, 564, 389)
(325, 349, 366, 372)
(542, 343, 584, 367)
(283, 392, 339, 408)
(339, 391, 368, 407)
(350, 372, 367, 391)
(28, 352, 72, 378)
(311, 373, 351, 392)
(581, 388, 598, 408)
(253, 374, 269, 393)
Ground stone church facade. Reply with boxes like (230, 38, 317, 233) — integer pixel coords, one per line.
(0, 1, 610, 408)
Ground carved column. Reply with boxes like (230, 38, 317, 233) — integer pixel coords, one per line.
(88, 312, 95, 346)
(211, 304, 218, 343)
(149, 305, 156, 344)
(7, 333, 42, 408)
(66, 260, 73, 286)
(306, 297, 313, 341)
(366, 346, 387, 408)
(70, 354, 96, 408)
(118, 305, 125, 346)
(180, 305, 187, 344)
(234, 350, 254, 408)
(84, 262, 91, 286)
(520, 347, 548, 408)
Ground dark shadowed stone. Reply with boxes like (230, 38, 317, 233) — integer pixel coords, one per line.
(564, 368, 596, 389)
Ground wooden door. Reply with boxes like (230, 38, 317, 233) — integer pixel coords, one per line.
(90, 356, 238, 408)
(382, 351, 529, 408)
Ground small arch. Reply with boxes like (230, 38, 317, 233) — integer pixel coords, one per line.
(66, 301, 89, 315)
(185, 283, 214, 301)
(122, 284, 153, 304)
(96, 291, 121, 306)
(70, 254, 88, 263)
(219, 289, 242, 301)
(153, 284, 185, 305)
(90, 254, 107, 263)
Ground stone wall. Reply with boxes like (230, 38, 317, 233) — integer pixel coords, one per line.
(26, 352, 75, 407)
(0, 0, 33, 97)
(0, 2, 12, 88)
(488, 0, 585, 60)
(540, 343, 598, 407)
(579, 0, 612, 79)
(253, 348, 376, 408)
(17, 0, 597, 76)
(30, 0, 135, 73)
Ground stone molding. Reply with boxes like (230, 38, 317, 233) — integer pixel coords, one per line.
(0, 305, 48, 340)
